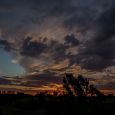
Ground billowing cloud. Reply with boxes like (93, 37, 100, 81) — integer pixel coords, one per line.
(64, 34, 80, 46)
(0, 40, 12, 51)
(0, 0, 115, 87)
(76, 3, 115, 70)
(20, 37, 47, 57)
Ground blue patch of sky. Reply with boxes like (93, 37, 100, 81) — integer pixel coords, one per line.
(0, 49, 25, 76)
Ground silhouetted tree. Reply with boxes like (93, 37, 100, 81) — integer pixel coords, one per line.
(63, 73, 104, 97)
(63, 77, 73, 96)
(89, 84, 104, 97)
(63, 73, 84, 96)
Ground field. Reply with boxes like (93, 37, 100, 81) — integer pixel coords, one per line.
(0, 94, 115, 115)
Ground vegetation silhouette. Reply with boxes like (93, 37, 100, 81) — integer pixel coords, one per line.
(63, 73, 104, 97)
(0, 73, 115, 115)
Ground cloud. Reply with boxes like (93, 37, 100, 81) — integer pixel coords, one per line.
(64, 34, 80, 46)
(0, 77, 11, 84)
(22, 71, 62, 87)
(18, 36, 78, 74)
(97, 80, 115, 90)
(0, 40, 12, 51)
(11, 59, 18, 64)
(75, 3, 115, 71)
(20, 37, 47, 57)
(0, 0, 115, 86)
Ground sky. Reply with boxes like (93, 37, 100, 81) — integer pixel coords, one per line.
(0, 49, 25, 76)
(0, 0, 115, 93)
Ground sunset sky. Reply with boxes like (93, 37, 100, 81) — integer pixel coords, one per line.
(0, 0, 115, 94)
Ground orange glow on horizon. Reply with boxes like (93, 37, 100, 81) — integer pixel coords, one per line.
(0, 83, 115, 96)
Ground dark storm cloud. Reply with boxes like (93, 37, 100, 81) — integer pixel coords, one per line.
(23, 71, 62, 86)
(0, 77, 11, 85)
(0, 0, 72, 32)
(63, 0, 114, 32)
(20, 37, 47, 57)
(76, 3, 115, 70)
(94, 3, 115, 43)
(0, 0, 105, 39)
(64, 34, 80, 46)
(41, 34, 80, 62)
(0, 0, 115, 75)
(63, 7, 96, 32)
(20, 34, 80, 59)
(18, 34, 80, 74)
(48, 40, 68, 62)
(20, 37, 66, 59)
(0, 39, 12, 51)
(28, 72, 62, 84)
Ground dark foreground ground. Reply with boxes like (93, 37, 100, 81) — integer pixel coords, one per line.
(0, 94, 115, 115)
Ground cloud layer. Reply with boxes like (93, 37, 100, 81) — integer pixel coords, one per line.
(0, 0, 115, 86)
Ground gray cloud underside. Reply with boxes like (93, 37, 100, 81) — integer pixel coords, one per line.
(0, 0, 115, 78)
